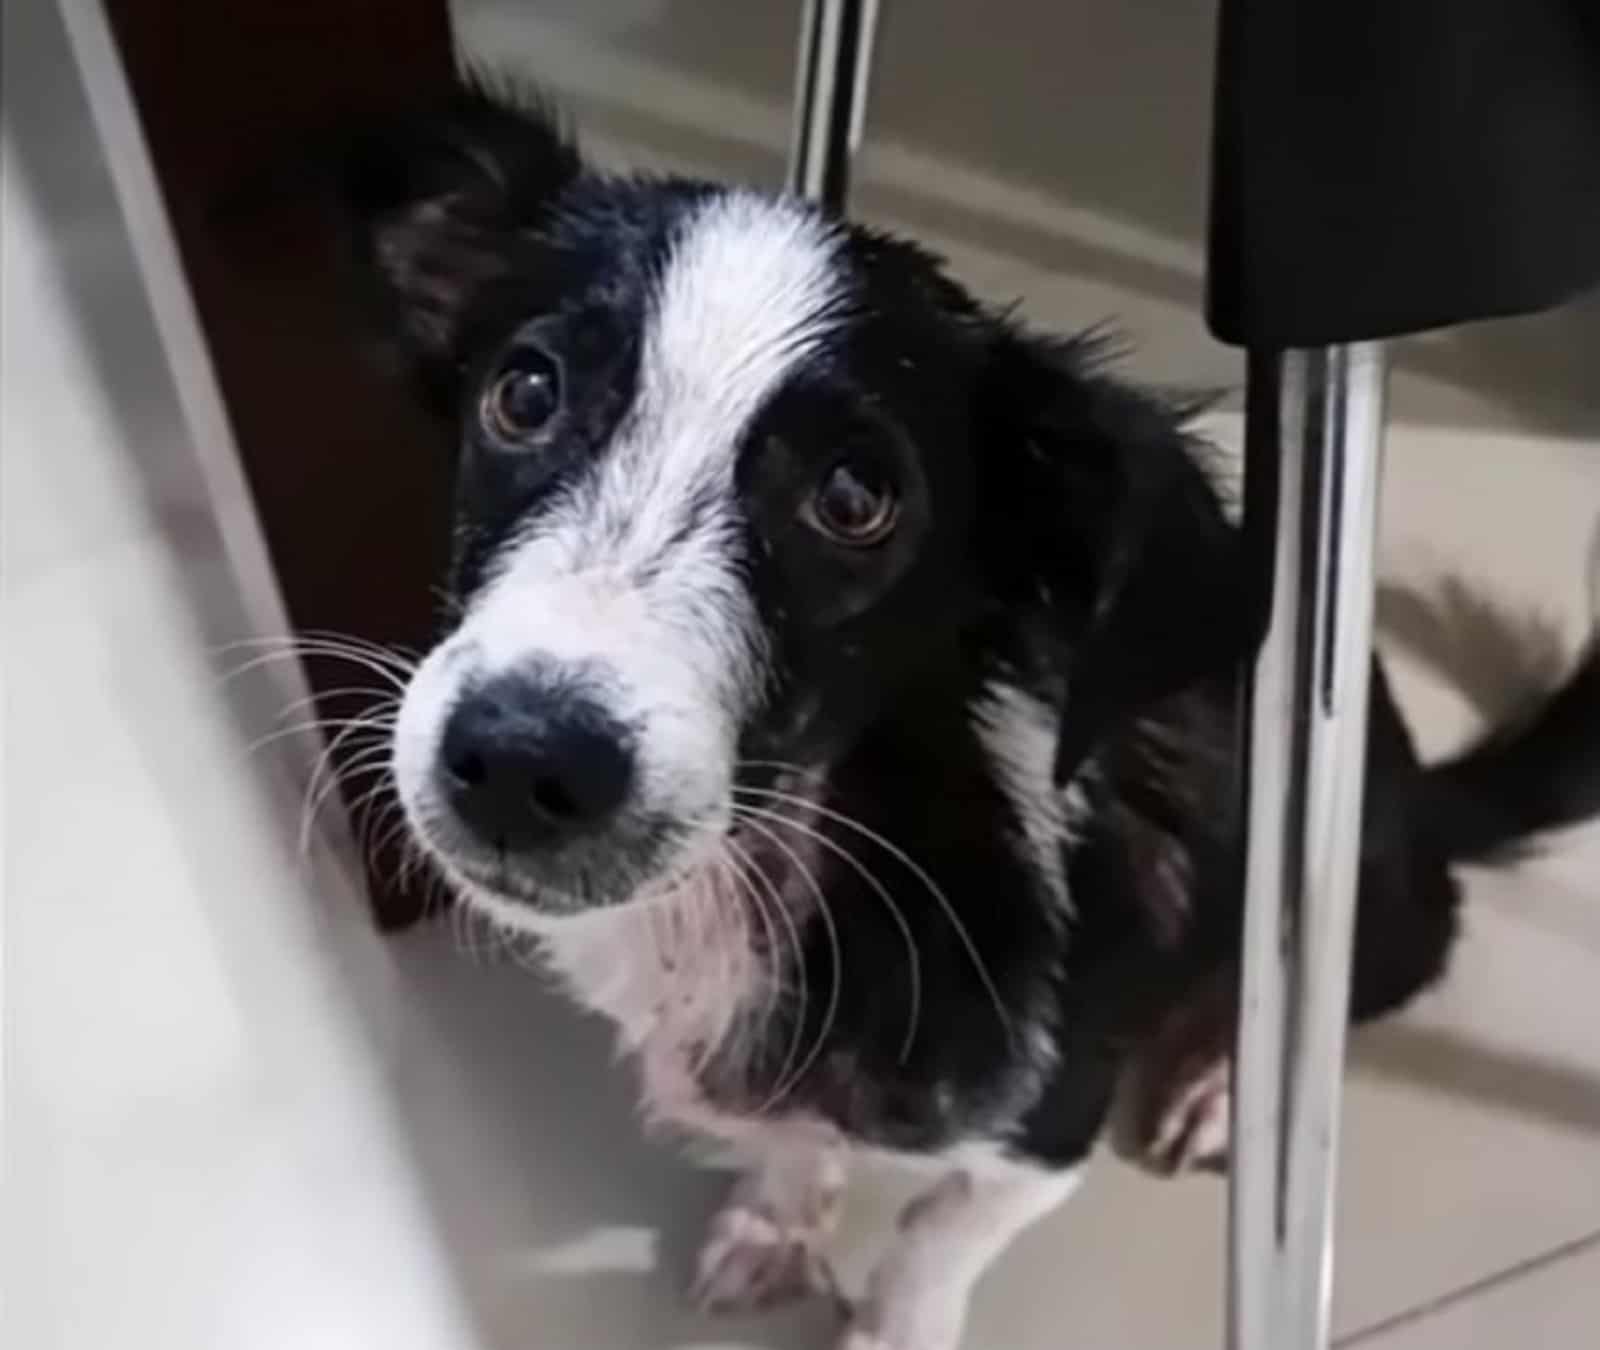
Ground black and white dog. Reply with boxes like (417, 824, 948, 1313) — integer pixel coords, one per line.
(342, 86, 1600, 1350)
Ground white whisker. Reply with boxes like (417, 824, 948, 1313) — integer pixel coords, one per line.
(332, 760, 402, 853)
(297, 716, 400, 856)
(215, 630, 421, 667)
(240, 714, 394, 761)
(737, 757, 826, 776)
(730, 811, 841, 1113)
(272, 684, 402, 725)
(366, 809, 415, 878)
(711, 850, 781, 1035)
(291, 628, 423, 663)
(297, 755, 389, 857)
(355, 795, 408, 876)
(737, 784, 1016, 1050)
(732, 796, 923, 1064)
(721, 833, 810, 1097)
(216, 635, 416, 694)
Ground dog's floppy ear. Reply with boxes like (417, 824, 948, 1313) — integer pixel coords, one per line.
(339, 80, 582, 400)
(980, 330, 1252, 783)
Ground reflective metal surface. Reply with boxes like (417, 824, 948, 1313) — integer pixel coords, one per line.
(1229, 344, 1389, 1350)
(787, 0, 880, 208)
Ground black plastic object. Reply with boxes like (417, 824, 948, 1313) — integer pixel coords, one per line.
(1207, 0, 1600, 347)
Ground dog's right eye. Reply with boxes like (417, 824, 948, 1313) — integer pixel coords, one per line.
(803, 456, 900, 547)
(483, 346, 562, 443)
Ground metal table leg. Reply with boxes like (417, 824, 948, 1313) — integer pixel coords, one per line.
(1230, 345, 1389, 1350)
(787, 0, 881, 209)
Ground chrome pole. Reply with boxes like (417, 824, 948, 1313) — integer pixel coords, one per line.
(787, 0, 881, 209)
(1229, 344, 1388, 1350)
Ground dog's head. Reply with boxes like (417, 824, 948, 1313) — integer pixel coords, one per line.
(345, 86, 1239, 926)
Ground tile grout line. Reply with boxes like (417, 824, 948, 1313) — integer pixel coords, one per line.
(1334, 1227, 1600, 1346)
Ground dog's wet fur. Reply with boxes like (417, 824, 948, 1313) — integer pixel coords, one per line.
(340, 83, 1600, 1349)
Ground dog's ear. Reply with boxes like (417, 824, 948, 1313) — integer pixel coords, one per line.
(339, 80, 582, 400)
(979, 330, 1252, 783)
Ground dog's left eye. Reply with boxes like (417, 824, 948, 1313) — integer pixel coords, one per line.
(483, 346, 562, 442)
(804, 457, 900, 546)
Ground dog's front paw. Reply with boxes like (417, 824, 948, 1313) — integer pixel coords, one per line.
(692, 1203, 839, 1314)
(837, 1331, 895, 1350)
(1147, 1057, 1231, 1175)
(837, 1296, 964, 1350)
(836, 1319, 962, 1350)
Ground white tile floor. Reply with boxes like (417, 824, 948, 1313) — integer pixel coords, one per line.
(5, 3, 1600, 1348)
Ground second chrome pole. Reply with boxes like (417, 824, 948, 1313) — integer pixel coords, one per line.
(1229, 344, 1388, 1350)
(787, 0, 880, 210)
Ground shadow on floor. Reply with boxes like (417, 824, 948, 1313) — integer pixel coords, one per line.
(1377, 578, 1575, 726)
(1352, 1023, 1600, 1139)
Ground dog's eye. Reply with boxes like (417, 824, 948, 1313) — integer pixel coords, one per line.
(483, 346, 562, 442)
(804, 457, 899, 546)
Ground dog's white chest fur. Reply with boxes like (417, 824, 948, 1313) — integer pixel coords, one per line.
(532, 868, 772, 1137)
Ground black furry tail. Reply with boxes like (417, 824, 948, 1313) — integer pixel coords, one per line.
(1421, 637, 1600, 863)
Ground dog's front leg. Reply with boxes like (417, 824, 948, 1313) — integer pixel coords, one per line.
(840, 1157, 1082, 1350)
(693, 1135, 848, 1314)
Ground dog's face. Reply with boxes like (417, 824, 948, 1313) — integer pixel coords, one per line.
(388, 181, 988, 917)
(349, 91, 1235, 924)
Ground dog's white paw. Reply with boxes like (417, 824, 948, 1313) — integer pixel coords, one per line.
(1148, 1057, 1231, 1175)
(837, 1294, 965, 1350)
(692, 1203, 838, 1314)
(836, 1332, 895, 1350)
(836, 1316, 962, 1350)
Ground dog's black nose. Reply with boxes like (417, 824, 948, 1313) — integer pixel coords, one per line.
(439, 675, 634, 850)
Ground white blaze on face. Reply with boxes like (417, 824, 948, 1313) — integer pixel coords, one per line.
(393, 193, 847, 873)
